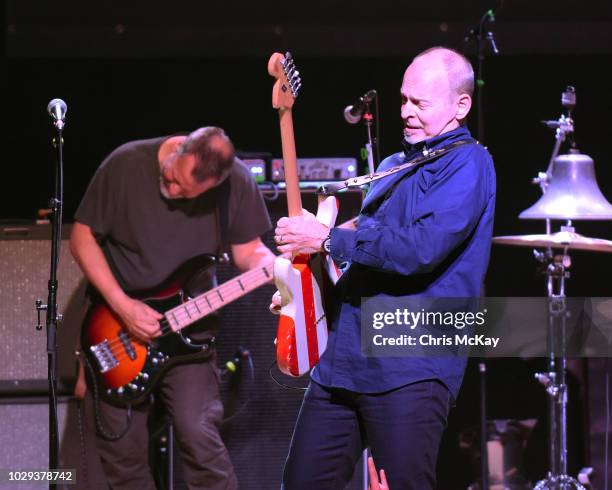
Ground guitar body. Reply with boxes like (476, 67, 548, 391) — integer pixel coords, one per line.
(81, 255, 219, 406)
(274, 196, 340, 376)
(268, 52, 344, 377)
(82, 253, 275, 406)
(82, 292, 214, 406)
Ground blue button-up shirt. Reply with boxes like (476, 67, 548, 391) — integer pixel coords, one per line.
(312, 126, 496, 399)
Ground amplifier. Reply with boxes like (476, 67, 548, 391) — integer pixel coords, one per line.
(237, 150, 273, 184)
(0, 223, 86, 388)
(243, 158, 267, 184)
(213, 188, 365, 490)
(271, 157, 358, 182)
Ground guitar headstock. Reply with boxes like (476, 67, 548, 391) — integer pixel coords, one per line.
(268, 51, 301, 110)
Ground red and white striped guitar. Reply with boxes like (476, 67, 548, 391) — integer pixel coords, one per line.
(268, 52, 341, 377)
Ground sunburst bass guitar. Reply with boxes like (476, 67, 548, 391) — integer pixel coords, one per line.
(81, 255, 273, 405)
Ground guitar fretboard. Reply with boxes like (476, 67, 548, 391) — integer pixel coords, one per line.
(164, 263, 274, 331)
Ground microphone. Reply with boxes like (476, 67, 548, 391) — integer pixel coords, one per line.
(343, 89, 377, 124)
(47, 98, 67, 129)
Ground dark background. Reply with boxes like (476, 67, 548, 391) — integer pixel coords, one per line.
(4, 0, 612, 488)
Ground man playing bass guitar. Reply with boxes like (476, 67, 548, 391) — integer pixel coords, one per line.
(71, 126, 274, 490)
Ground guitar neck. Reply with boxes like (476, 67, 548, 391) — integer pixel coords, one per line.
(279, 108, 302, 217)
(164, 262, 274, 332)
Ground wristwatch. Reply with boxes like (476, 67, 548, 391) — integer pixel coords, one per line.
(321, 234, 332, 254)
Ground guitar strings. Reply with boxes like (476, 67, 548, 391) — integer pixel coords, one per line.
(102, 276, 262, 360)
(96, 266, 274, 363)
(101, 274, 248, 364)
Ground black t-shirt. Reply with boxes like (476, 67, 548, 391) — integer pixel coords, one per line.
(74, 137, 271, 292)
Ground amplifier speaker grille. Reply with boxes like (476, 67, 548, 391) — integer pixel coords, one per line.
(0, 224, 86, 386)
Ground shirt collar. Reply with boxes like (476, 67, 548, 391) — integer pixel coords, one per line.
(402, 125, 472, 159)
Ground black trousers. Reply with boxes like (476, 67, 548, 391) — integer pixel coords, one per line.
(282, 379, 452, 490)
(89, 359, 237, 490)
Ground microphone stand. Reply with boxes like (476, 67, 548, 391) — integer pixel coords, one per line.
(36, 116, 65, 487)
(361, 95, 379, 174)
(464, 9, 499, 144)
(463, 11, 499, 490)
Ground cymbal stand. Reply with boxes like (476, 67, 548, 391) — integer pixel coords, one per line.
(531, 86, 575, 235)
(533, 250, 585, 490)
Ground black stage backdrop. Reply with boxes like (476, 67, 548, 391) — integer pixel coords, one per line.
(4, 54, 612, 293)
(4, 50, 612, 487)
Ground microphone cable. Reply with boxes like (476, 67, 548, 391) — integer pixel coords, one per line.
(219, 348, 256, 426)
(268, 360, 308, 392)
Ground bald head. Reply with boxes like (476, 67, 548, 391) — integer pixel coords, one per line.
(400, 47, 474, 144)
(413, 47, 474, 98)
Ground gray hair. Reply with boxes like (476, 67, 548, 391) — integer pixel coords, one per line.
(179, 126, 235, 182)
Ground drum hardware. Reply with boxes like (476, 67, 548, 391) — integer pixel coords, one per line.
(493, 225, 609, 490)
(532, 249, 586, 490)
(493, 87, 612, 489)
(519, 86, 612, 229)
(492, 230, 612, 254)
(491, 237, 585, 489)
(460, 419, 536, 490)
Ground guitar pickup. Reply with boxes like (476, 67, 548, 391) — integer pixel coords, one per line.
(119, 331, 137, 360)
(90, 340, 119, 373)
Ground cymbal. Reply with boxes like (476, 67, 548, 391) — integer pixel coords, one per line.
(519, 151, 612, 220)
(492, 231, 612, 253)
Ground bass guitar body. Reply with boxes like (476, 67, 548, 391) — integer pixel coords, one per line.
(82, 291, 214, 406)
(81, 253, 275, 405)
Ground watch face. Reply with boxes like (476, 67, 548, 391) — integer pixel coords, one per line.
(323, 237, 331, 253)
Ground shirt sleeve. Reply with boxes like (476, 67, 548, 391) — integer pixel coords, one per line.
(329, 147, 493, 276)
(73, 151, 124, 238)
(226, 160, 272, 244)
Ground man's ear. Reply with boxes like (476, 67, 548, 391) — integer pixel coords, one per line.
(455, 93, 472, 121)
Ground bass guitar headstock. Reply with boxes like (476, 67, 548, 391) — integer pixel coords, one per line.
(268, 51, 302, 110)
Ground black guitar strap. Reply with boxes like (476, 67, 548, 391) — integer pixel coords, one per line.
(318, 138, 475, 196)
(214, 178, 231, 263)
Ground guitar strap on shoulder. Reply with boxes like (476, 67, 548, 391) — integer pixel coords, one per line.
(317, 138, 475, 196)
(214, 178, 231, 264)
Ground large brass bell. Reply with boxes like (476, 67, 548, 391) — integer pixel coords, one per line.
(519, 149, 612, 220)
